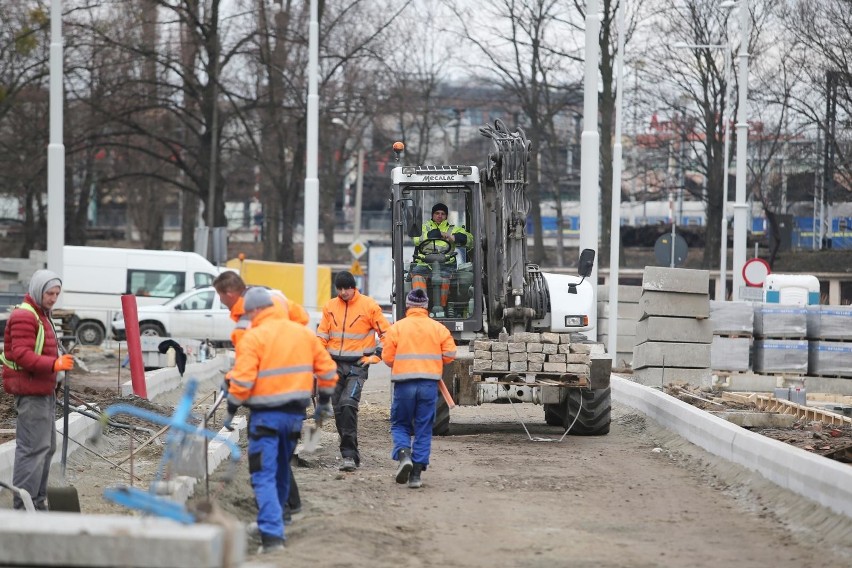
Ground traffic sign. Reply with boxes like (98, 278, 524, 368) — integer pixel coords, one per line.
(348, 240, 367, 259)
(653, 233, 688, 267)
(350, 260, 364, 276)
(742, 258, 771, 287)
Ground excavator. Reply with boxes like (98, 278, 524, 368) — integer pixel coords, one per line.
(389, 120, 611, 436)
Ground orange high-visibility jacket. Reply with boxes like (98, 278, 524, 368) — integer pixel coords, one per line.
(316, 290, 390, 361)
(230, 287, 310, 346)
(382, 307, 456, 381)
(227, 307, 337, 409)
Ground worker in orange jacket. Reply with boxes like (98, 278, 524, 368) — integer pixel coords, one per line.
(382, 288, 456, 488)
(316, 271, 390, 472)
(213, 270, 310, 347)
(213, 270, 310, 521)
(223, 287, 337, 553)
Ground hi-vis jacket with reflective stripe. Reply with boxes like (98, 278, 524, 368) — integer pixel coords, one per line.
(1, 295, 61, 396)
(230, 287, 310, 347)
(227, 307, 337, 410)
(316, 289, 390, 362)
(381, 307, 456, 382)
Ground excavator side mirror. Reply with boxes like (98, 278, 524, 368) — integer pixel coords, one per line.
(577, 249, 595, 278)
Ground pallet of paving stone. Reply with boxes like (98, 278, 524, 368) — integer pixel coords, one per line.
(806, 305, 852, 340)
(753, 305, 807, 338)
(709, 300, 755, 336)
(808, 340, 852, 378)
(753, 339, 808, 374)
(710, 336, 750, 372)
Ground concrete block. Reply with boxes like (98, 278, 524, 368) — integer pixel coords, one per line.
(558, 344, 571, 354)
(642, 266, 709, 295)
(472, 340, 491, 351)
(569, 343, 592, 354)
(639, 290, 709, 320)
(472, 359, 492, 371)
(559, 334, 573, 344)
(527, 362, 543, 372)
(527, 352, 545, 364)
(548, 353, 567, 363)
(597, 284, 642, 303)
(491, 361, 508, 371)
(512, 332, 541, 343)
(597, 317, 637, 336)
(526, 343, 543, 353)
(507, 342, 526, 353)
(491, 342, 508, 352)
(566, 353, 591, 364)
(509, 352, 528, 363)
(0, 511, 245, 567)
(510, 361, 527, 372)
(566, 363, 590, 375)
(633, 341, 711, 369)
(711, 336, 750, 372)
(541, 343, 558, 355)
(491, 351, 508, 363)
(632, 366, 711, 387)
(635, 317, 713, 345)
(498, 332, 510, 342)
(540, 332, 560, 344)
(474, 350, 491, 360)
(598, 302, 642, 320)
(589, 355, 612, 389)
(543, 362, 567, 373)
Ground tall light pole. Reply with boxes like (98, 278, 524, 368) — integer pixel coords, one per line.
(731, 0, 750, 301)
(607, 0, 625, 358)
(47, 0, 65, 276)
(579, 0, 601, 339)
(303, 0, 319, 311)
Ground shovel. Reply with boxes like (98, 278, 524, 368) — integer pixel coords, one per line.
(300, 417, 323, 454)
(47, 353, 81, 513)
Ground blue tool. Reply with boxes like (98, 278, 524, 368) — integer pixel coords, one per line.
(94, 378, 241, 524)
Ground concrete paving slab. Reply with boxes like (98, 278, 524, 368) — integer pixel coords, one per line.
(635, 316, 713, 344)
(639, 290, 709, 320)
(642, 266, 709, 295)
(597, 284, 642, 303)
(0, 510, 245, 567)
(632, 367, 711, 387)
(633, 341, 711, 369)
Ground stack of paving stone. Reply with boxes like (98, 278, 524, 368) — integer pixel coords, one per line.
(709, 300, 753, 373)
(752, 304, 808, 374)
(807, 305, 852, 377)
(471, 331, 610, 384)
(597, 284, 642, 368)
(632, 267, 712, 387)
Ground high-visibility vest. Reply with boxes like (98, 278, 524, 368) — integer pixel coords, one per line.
(0, 303, 45, 371)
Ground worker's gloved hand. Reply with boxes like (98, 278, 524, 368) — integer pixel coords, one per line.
(53, 354, 74, 372)
(356, 355, 381, 367)
(222, 413, 235, 431)
(314, 396, 333, 424)
(220, 378, 230, 394)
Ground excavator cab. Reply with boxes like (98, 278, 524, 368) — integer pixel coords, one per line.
(390, 165, 484, 340)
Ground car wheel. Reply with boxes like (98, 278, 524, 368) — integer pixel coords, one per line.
(76, 321, 105, 346)
(138, 322, 166, 337)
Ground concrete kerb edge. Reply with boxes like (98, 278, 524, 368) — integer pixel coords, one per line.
(612, 374, 852, 519)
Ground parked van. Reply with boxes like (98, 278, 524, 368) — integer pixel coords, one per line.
(59, 246, 219, 345)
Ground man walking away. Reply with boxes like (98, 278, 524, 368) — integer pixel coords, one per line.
(382, 289, 456, 488)
(316, 271, 390, 472)
(223, 287, 337, 552)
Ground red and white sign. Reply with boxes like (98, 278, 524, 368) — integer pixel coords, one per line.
(742, 258, 771, 287)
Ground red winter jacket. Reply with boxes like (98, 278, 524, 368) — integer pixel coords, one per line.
(1, 295, 60, 396)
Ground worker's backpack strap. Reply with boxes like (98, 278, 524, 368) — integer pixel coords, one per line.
(0, 303, 45, 371)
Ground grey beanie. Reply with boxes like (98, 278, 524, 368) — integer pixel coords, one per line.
(406, 288, 429, 309)
(28, 269, 62, 309)
(244, 286, 274, 312)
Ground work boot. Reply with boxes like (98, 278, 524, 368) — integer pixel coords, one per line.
(396, 448, 413, 484)
(258, 534, 285, 554)
(283, 505, 292, 524)
(408, 463, 423, 489)
(339, 457, 357, 472)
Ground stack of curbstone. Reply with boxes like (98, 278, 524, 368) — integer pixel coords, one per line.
(709, 300, 753, 373)
(632, 267, 712, 387)
(597, 284, 642, 369)
(471, 331, 610, 386)
(807, 305, 852, 377)
(753, 304, 808, 374)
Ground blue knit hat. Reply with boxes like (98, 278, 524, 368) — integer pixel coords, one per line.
(406, 288, 429, 308)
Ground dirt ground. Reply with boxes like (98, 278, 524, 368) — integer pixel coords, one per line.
(4, 351, 852, 566)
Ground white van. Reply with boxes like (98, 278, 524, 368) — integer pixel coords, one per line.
(59, 246, 219, 345)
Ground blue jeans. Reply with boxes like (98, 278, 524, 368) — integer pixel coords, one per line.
(390, 379, 438, 467)
(247, 409, 303, 541)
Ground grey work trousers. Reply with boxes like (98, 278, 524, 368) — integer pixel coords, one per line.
(12, 393, 56, 510)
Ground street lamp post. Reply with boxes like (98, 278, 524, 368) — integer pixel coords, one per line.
(303, 0, 319, 311)
(607, 0, 625, 358)
(731, 0, 750, 301)
(47, 0, 64, 276)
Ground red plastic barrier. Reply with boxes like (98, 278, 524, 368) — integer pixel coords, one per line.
(121, 294, 148, 399)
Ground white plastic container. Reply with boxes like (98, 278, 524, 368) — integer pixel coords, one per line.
(763, 274, 820, 306)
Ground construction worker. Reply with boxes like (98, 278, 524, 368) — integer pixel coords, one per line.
(410, 202, 474, 317)
(213, 270, 309, 520)
(316, 271, 390, 472)
(1, 269, 74, 510)
(223, 287, 337, 553)
(213, 270, 310, 347)
(382, 288, 456, 489)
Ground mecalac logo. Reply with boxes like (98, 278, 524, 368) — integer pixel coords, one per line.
(422, 175, 454, 181)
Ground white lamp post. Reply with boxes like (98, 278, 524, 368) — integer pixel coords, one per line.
(607, 0, 625, 358)
(579, 0, 601, 340)
(47, 0, 64, 276)
(303, 0, 319, 311)
(728, 0, 750, 301)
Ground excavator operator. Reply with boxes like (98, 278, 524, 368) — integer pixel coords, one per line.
(410, 202, 473, 318)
